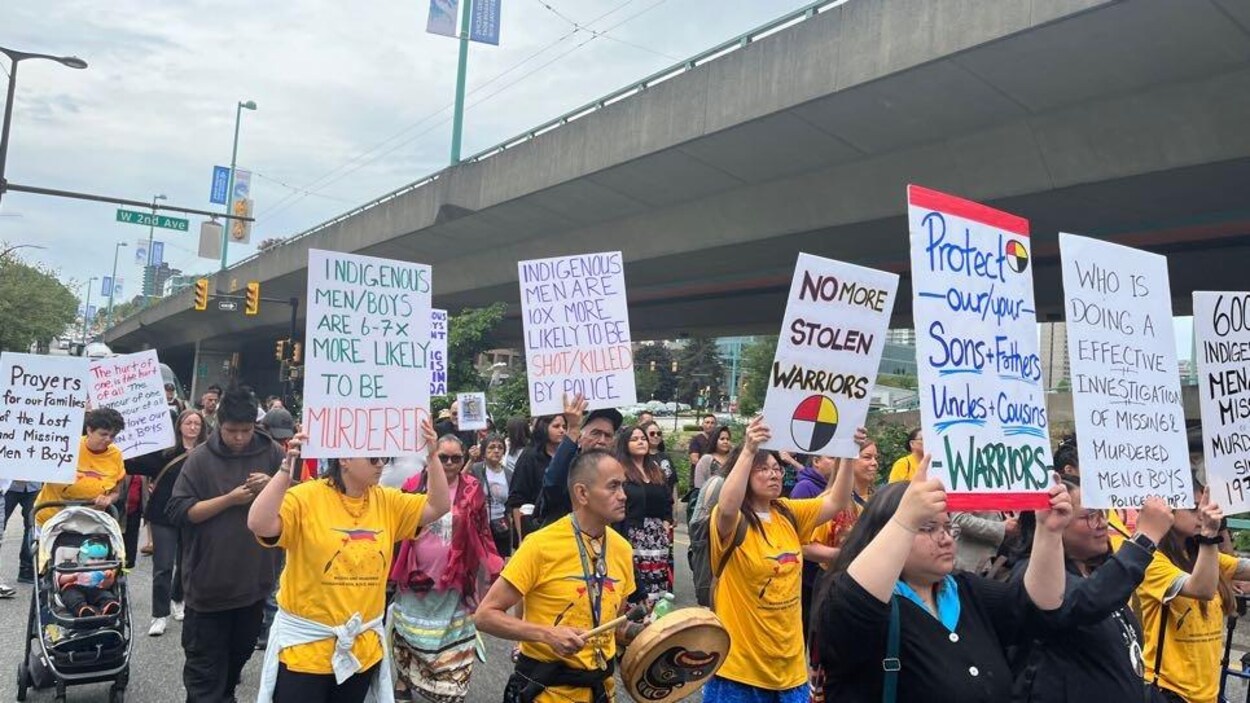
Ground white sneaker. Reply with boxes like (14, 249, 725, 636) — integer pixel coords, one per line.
(171, 602, 184, 621)
(148, 617, 167, 637)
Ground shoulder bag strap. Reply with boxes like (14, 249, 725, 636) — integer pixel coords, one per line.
(150, 454, 187, 493)
(882, 596, 901, 703)
(1151, 604, 1168, 687)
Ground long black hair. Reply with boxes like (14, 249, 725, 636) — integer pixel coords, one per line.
(506, 417, 530, 454)
(1159, 476, 1235, 617)
(724, 444, 796, 545)
(1054, 434, 1079, 476)
(530, 414, 561, 453)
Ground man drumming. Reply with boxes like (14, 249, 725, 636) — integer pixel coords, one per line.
(476, 450, 637, 703)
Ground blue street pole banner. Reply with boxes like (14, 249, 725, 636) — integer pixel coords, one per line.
(151, 241, 165, 266)
(86, 305, 96, 321)
(210, 165, 230, 205)
(101, 277, 112, 297)
(427, 0, 459, 37)
(470, 0, 501, 45)
(114, 278, 124, 297)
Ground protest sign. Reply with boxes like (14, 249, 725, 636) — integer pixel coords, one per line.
(908, 185, 1052, 510)
(1193, 292, 1250, 512)
(304, 249, 433, 458)
(761, 253, 897, 457)
(88, 350, 174, 458)
(1060, 233, 1190, 508)
(430, 308, 448, 397)
(457, 392, 488, 431)
(0, 353, 89, 483)
(518, 251, 636, 416)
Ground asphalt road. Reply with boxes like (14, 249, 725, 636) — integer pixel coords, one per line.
(0, 513, 702, 702)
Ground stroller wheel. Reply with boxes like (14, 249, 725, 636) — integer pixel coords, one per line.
(15, 661, 29, 701)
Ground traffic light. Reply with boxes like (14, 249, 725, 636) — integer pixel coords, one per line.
(671, 361, 678, 373)
(245, 281, 260, 316)
(291, 341, 303, 364)
(649, 360, 657, 372)
(275, 339, 288, 362)
(193, 278, 209, 311)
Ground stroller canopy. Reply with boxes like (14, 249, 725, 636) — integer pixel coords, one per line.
(37, 506, 126, 573)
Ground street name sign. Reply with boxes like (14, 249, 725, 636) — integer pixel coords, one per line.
(116, 208, 190, 232)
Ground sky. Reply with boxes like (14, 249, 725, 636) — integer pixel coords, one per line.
(0, 0, 814, 297)
(0, 0, 1196, 359)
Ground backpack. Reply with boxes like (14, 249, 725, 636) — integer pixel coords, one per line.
(687, 477, 798, 610)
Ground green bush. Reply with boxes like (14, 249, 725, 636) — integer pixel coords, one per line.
(865, 414, 915, 485)
(1235, 530, 1250, 554)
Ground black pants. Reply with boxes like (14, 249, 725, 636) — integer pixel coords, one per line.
(182, 600, 265, 703)
(121, 509, 142, 569)
(3, 489, 36, 579)
(273, 663, 377, 703)
(62, 585, 119, 615)
(150, 522, 183, 618)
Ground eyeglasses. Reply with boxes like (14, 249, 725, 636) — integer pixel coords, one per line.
(752, 465, 783, 475)
(917, 523, 961, 543)
(439, 454, 465, 464)
(1076, 509, 1107, 529)
(367, 457, 385, 467)
(646, 431, 661, 437)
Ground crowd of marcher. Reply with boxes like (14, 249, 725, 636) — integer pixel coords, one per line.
(1, 383, 1244, 703)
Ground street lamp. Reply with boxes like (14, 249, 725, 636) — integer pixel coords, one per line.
(221, 99, 257, 271)
(106, 241, 128, 328)
(0, 46, 88, 203)
(0, 242, 45, 259)
(80, 276, 98, 344)
(144, 193, 167, 306)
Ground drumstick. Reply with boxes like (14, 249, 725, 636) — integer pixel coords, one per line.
(581, 604, 647, 642)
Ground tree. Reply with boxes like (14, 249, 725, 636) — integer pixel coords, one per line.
(447, 303, 507, 393)
(674, 336, 725, 408)
(736, 336, 777, 416)
(491, 359, 531, 421)
(0, 254, 79, 352)
(633, 344, 677, 402)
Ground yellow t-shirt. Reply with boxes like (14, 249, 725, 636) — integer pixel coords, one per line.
(35, 438, 126, 525)
(710, 497, 823, 690)
(887, 455, 919, 483)
(1137, 548, 1239, 703)
(267, 480, 427, 674)
(501, 514, 636, 703)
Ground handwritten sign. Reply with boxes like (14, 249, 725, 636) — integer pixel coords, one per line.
(1060, 233, 1190, 508)
(909, 185, 1051, 510)
(0, 353, 89, 483)
(1193, 292, 1250, 512)
(304, 249, 433, 458)
(430, 308, 448, 397)
(518, 251, 636, 416)
(88, 350, 174, 459)
(761, 253, 897, 457)
(457, 392, 488, 431)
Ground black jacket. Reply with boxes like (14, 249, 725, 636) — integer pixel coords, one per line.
(1010, 542, 1158, 703)
(166, 429, 284, 612)
(125, 443, 194, 525)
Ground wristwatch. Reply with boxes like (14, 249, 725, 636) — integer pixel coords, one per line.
(1194, 533, 1224, 546)
(1128, 532, 1157, 555)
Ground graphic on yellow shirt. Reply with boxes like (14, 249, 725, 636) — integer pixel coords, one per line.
(322, 528, 387, 580)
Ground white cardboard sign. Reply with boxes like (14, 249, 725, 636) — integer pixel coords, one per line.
(1193, 291, 1250, 513)
(457, 392, 488, 431)
(761, 253, 898, 458)
(88, 350, 175, 458)
(0, 353, 89, 483)
(430, 308, 448, 397)
(303, 249, 433, 458)
(1061, 233, 1191, 508)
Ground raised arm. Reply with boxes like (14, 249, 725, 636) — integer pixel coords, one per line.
(1022, 476, 1074, 611)
(846, 455, 942, 603)
(542, 393, 586, 492)
(420, 419, 451, 526)
(713, 416, 768, 546)
(1178, 489, 1225, 600)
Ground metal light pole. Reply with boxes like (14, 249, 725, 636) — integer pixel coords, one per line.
(106, 241, 128, 327)
(221, 100, 256, 271)
(144, 192, 166, 306)
(81, 276, 97, 343)
(449, 0, 474, 164)
(0, 46, 87, 203)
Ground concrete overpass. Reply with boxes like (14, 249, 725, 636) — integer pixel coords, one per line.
(105, 0, 1250, 397)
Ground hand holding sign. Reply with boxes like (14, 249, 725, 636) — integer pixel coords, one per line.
(1036, 477, 1074, 534)
(1136, 497, 1174, 544)
(1197, 488, 1224, 539)
(743, 416, 771, 453)
(895, 455, 945, 533)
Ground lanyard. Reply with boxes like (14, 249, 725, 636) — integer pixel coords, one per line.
(570, 515, 606, 628)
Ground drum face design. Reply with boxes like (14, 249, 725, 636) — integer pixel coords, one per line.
(622, 608, 730, 703)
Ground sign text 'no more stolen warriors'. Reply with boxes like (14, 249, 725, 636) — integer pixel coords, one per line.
(761, 253, 897, 458)
(518, 251, 636, 416)
(909, 185, 1051, 510)
(304, 249, 433, 457)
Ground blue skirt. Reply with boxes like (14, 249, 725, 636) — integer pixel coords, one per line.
(702, 676, 807, 703)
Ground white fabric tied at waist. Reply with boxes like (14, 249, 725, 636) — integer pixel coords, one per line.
(256, 607, 394, 703)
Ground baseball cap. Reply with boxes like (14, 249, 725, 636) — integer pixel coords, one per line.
(262, 408, 296, 440)
(585, 408, 623, 432)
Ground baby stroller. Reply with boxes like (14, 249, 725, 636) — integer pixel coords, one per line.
(15, 501, 131, 703)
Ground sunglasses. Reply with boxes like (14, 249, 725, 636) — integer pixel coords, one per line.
(439, 454, 465, 464)
(646, 431, 661, 437)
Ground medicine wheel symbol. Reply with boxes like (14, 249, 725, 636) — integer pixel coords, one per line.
(1005, 239, 1029, 273)
(790, 395, 839, 453)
